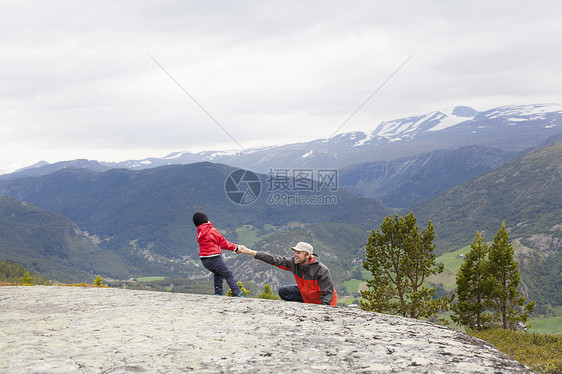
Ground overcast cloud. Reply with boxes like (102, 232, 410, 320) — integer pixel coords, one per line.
(1, 0, 561, 172)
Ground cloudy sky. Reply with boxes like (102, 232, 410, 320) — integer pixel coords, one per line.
(1, 1, 561, 173)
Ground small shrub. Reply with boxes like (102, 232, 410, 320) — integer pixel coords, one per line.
(227, 281, 250, 297)
(468, 329, 562, 374)
(258, 284, 279, 300)
(59, 283, 94, 287)
(19, 272, 34, 286)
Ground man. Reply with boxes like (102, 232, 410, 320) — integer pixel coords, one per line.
(237, 242, 337, 306)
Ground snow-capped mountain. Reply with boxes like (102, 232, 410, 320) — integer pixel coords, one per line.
(2, 103, 560, 179)
(366, 106, 480, 143)
(314, 103, 559, 149)
(319, 106, 480, 149)
(218, 103, 560, 172)
(114, 103, 559, 171)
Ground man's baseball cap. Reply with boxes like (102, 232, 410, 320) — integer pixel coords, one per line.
(291, 242, 313, 255)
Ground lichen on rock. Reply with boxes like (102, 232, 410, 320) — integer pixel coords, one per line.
(0, 286, 533, 373)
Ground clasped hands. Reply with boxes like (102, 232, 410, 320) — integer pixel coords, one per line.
(236, 244, 251, 254)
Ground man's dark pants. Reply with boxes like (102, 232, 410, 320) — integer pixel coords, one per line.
(278, 284, 304, 302)
(201, 255, 241, 295)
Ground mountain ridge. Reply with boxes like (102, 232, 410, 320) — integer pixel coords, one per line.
(339, 144, 516, 208)
(3, 103, 560, 178)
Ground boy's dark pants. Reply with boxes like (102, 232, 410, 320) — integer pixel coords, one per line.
(201, 255, 241, 295)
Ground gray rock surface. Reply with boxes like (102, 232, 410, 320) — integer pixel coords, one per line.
(0, 286, 533, 373)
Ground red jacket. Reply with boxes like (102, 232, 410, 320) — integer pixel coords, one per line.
(255, 251, 337, 306)
(196, 223, 237, 257)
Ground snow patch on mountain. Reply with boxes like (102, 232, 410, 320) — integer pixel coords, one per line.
(0, 166, 18, 175)
(374, 115, 428, 138)
(203, 150, 240, 160)
(245, 145, 280, 154)
(426, 108, 474, 132)
(164, 152, 185, 160)
(369, 106, 478, 141)
(486, 103, 562, 119)
(353, 132, 374, 147)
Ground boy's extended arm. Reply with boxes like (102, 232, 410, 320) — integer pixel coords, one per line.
(212, 228, 237, 251)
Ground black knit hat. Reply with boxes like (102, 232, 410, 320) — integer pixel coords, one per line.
(192, 212, 209, 227)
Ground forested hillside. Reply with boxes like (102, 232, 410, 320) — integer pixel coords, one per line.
(0, 163, 390, 282)
(0, 163, 390, 257)
(0, 196, 121, 282)
(0, 196, 203, 282)
(410, 141, 561, 253)
(410, 141, 562, 314)
(0, 260, 49, 284)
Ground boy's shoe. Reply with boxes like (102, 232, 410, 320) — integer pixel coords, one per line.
(234, 291, 245, 298)
(215, 293, 222, 296)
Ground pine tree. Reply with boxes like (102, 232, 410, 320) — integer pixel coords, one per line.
(361, 213, 450, 319)
(19, 271, 33, 285)
(451, 232, 494, 330)
(258, 284, 279, 300)
(487, 222, 535, 330)
(93, 275, 104, 287)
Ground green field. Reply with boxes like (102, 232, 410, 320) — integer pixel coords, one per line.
(425, 245, 470, 290)
(136, 276, 167, 282)
(528, 306, 562, 335)
(527, 316, 562, 335)
(338, 296, 361, 305)
(263, 224, 277, 232)
(344, 278, 367, 293)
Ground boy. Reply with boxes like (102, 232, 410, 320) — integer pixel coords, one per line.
(193, 212, 244, 297)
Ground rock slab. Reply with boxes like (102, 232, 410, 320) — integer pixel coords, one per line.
(0, 286, 533, 373)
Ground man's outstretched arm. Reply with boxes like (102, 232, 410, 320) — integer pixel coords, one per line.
(236, 245, 257, 256)
(237, 245, 294, 271)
